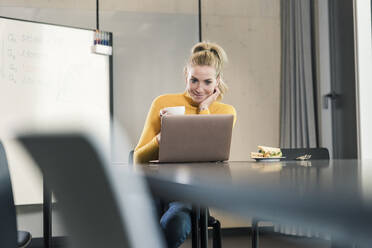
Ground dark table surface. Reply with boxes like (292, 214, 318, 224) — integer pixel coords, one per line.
(132, 159, 372, 247)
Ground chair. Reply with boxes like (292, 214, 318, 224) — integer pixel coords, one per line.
(0, 140, 33, 248)
(129, 150, 222, 248)
(18, 133, 164, 248)
(0, 140, 18, 247)
(251, 147, 330, 248)
(281, 148, 330, 161)
(17, 231, 32, 248)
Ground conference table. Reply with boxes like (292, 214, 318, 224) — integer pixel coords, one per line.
(133, 159, 372, 248)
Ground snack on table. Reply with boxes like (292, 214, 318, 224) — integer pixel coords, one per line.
(250, 152, 264, 158)
(251, 145, 282, 158)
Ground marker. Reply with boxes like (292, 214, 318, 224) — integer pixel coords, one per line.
(103, 32, 107, 46)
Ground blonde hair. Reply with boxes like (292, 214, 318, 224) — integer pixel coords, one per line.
(185, 41, 228, 101)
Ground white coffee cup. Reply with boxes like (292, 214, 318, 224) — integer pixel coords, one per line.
(161, 106, 185, 115)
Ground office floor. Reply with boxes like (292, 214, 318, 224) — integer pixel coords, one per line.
(30, 230, 331, 248)
(180, 232, 331, 248)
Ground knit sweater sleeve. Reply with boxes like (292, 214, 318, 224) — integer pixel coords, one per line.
(199, 104, 237, 127)
(134, 97, 162, 164)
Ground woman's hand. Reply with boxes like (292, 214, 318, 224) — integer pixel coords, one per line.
(159, 109, 169, 118)
(199, 88, 220, 111)
(157, 108, 174, 143)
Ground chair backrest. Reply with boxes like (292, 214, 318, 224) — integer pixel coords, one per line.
(281, 147, 330, 161)
(18, 133, 164, 248)
(0, 141, 18, 248)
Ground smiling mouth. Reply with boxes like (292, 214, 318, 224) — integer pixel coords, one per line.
(192, 92, 204, 97)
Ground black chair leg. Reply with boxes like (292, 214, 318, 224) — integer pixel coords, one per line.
(200, 208, 208, 248)
(252, 219, 259, 248)
(193, 207, 222, 248)
(43, 180, 52, 248)
(192, 206, 200, 248)
(210, 219, 221, 248)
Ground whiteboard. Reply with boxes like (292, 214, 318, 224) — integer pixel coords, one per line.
(0, 17, 112, 205)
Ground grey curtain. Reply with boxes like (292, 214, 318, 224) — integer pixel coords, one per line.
(280, 0, 318, 148)
(277, 0, 319, 237)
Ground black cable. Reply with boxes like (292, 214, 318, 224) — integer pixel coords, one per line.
(198, 0, 202, 42)
(96, 0, 99, 30)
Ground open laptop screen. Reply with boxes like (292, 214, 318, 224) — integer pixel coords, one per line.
(158, 114, 234, 163)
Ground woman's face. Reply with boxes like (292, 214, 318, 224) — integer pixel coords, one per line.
(185, 65, 218, 104)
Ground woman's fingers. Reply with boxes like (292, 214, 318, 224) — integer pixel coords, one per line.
(159, 109, 167, 117)
(160, 109, 173, 117)
(214, 88, 221, 98)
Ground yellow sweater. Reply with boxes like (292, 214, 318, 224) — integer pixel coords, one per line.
(134, 92, 237, 164)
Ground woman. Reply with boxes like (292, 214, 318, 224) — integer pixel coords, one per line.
(134, 41, 236, 248)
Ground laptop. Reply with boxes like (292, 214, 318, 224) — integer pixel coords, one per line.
(154, 114, 234, 163)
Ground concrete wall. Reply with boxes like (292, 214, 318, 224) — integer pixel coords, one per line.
(0, 0, 281, 235)
(202, 0, 281, 161)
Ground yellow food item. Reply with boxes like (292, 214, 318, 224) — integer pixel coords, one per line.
(251, 152, 263, 158)
(256, 145, 282, 158)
